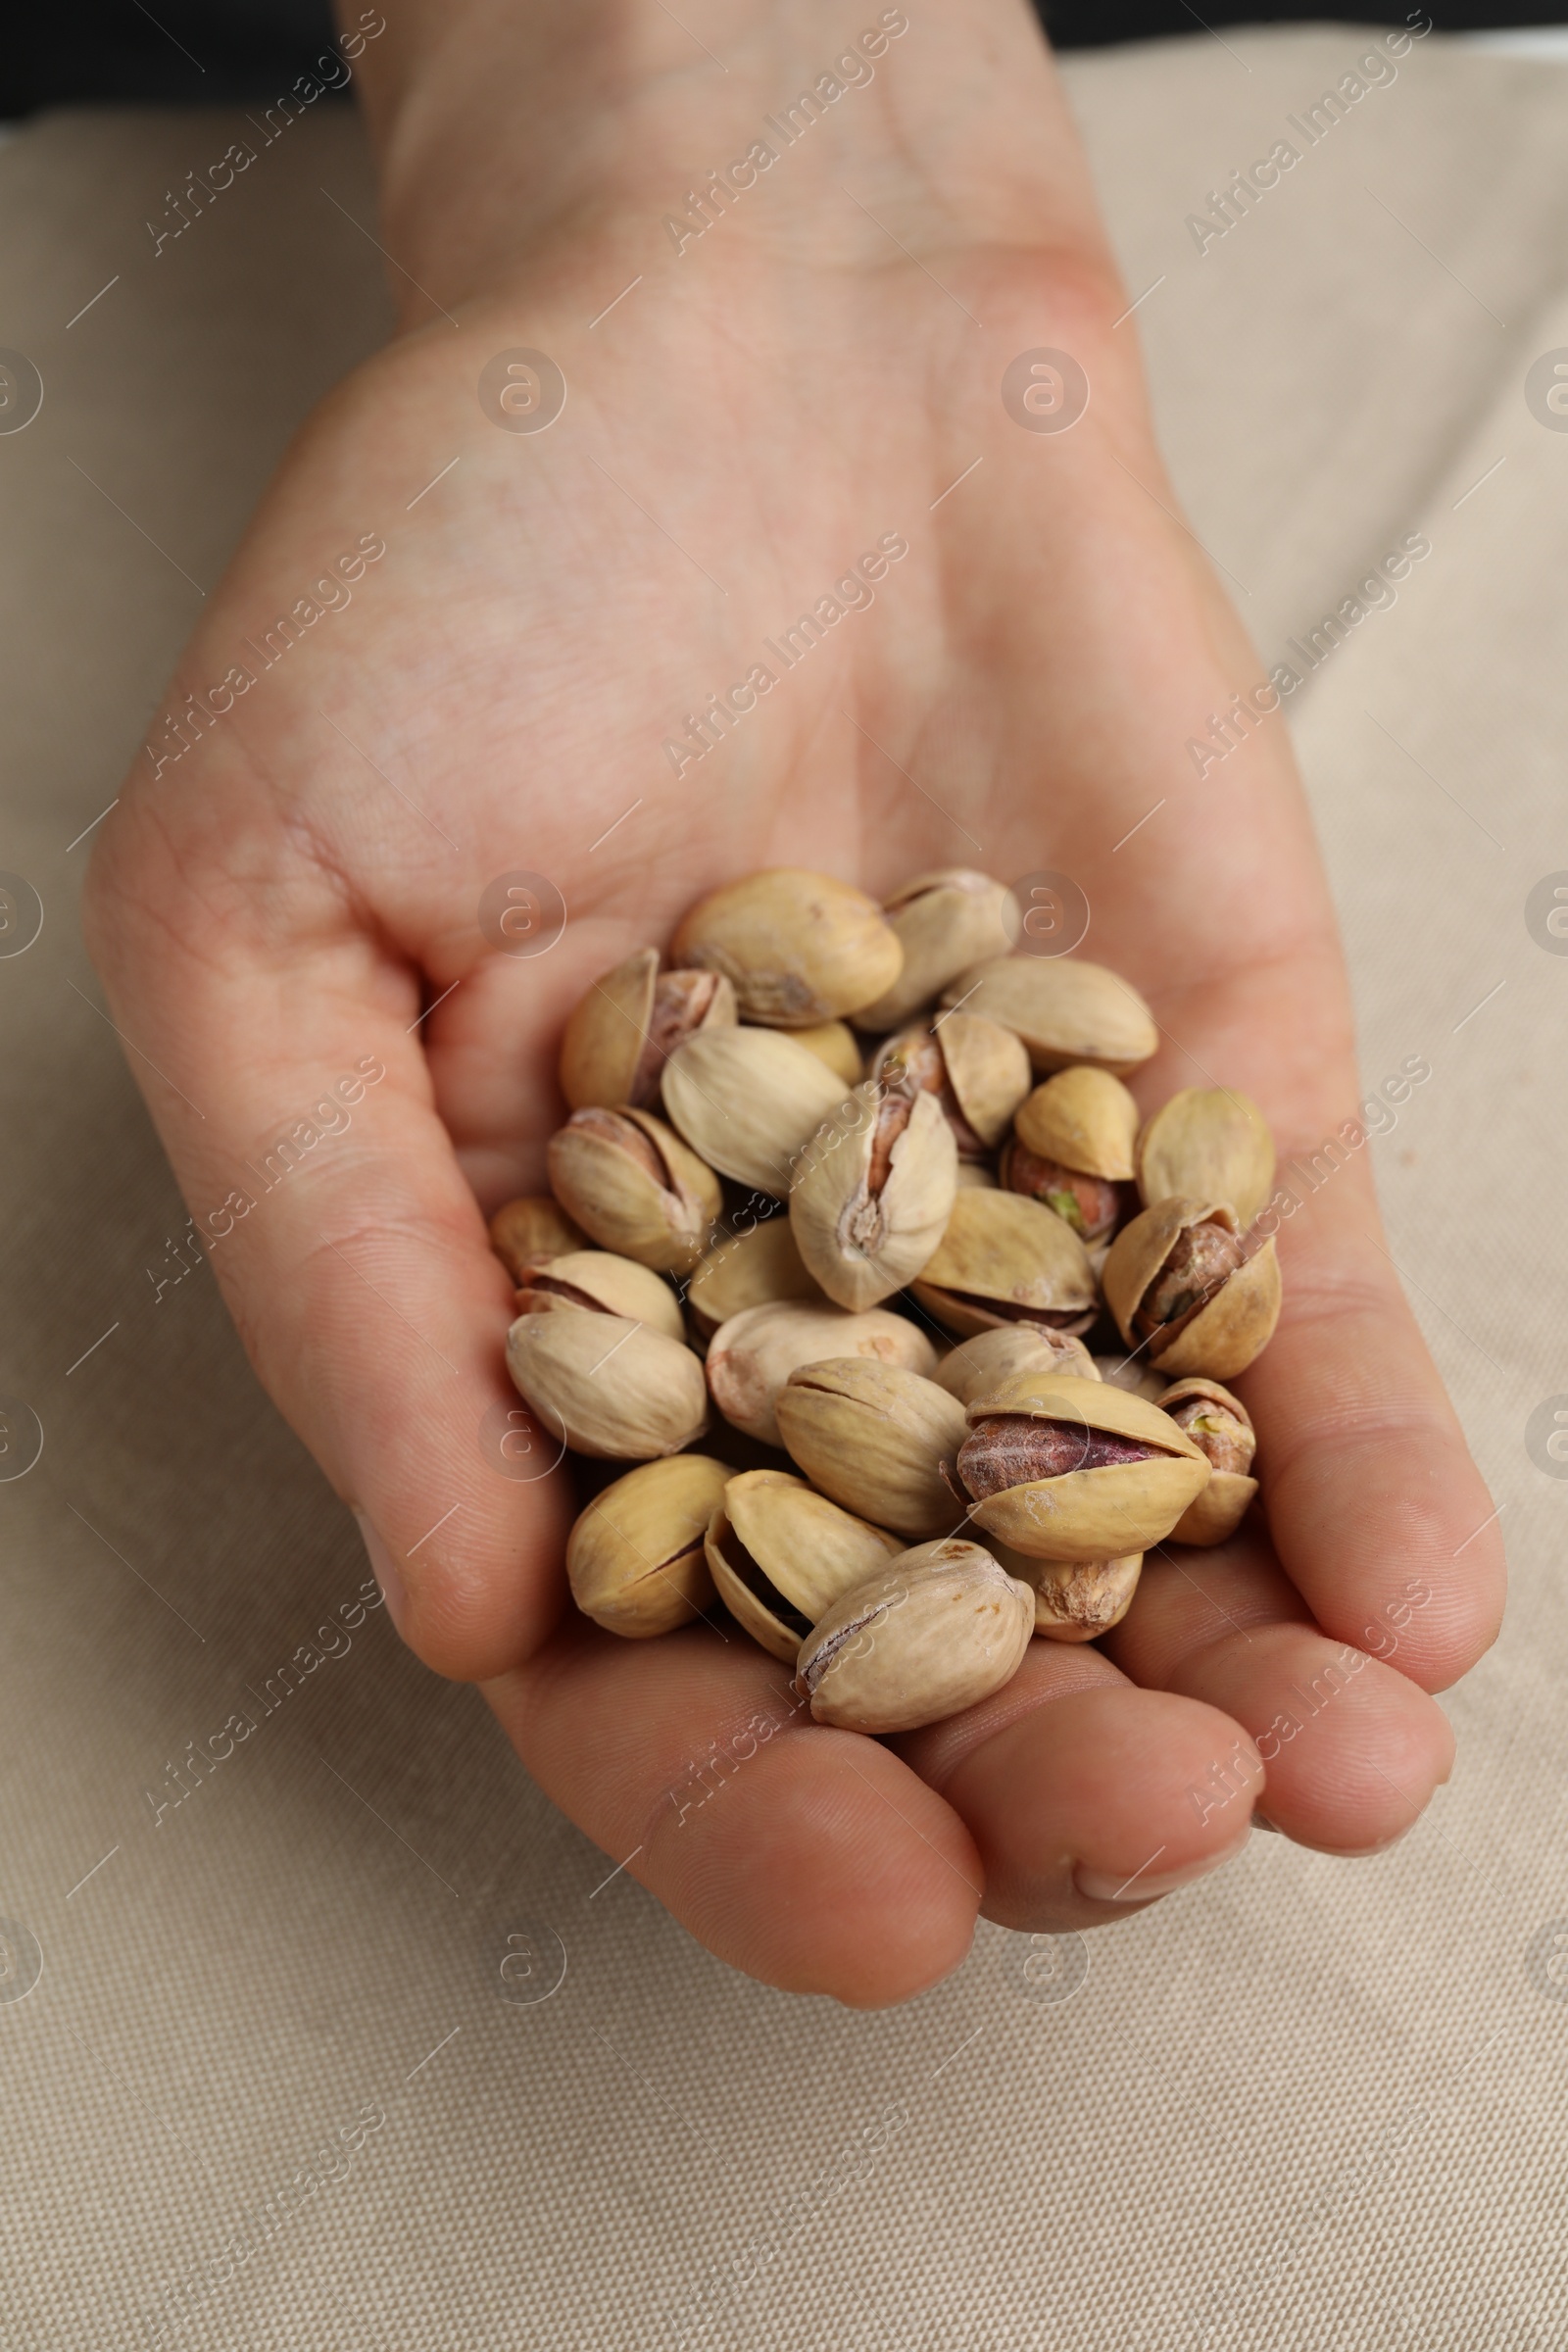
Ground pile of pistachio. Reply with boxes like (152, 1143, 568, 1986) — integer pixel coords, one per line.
(493, 868, 1281, 1737)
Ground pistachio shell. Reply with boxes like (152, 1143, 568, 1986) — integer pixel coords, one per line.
(908, 1188, 1098, 1341)
(548, 1107, 721, 1274)
(507, 1311, 709, 1459)
(774, 1359, 968, 1540)
(513, 1249, 685, 1343)
(935, 1326, 1100, 1407)
(558, 950, 739, 1111)
(1014, 1066, 1140, 1179)
(1093, 1354, 1171, 1402)
(857, 870, 1019, 1029)
(789, 1083, 957, 1311)
(1102, 1197, 1282, 1380)
(706, 1298, 938, 1446)
(661, 1028, 851, 1196)
(567, 1455, 730, 1635)
(794, 1539, 1035, 1732)
(940, 956, 1158, 1075)
(960, 1373, 1208, 1562)
(489, 1196, 588, 1281)
(1158, 1376, 1258, 1544)
(1006, 1545, 1145, 1642)
(671, 868, 903, 1026)
(1136, 1089, 1275, 1225)
(705, 1469, 901, 1661)
(685, 1218, 822, 1337)
(788, 1020, 864, 1086)
(939, 1012, 1033, 1148)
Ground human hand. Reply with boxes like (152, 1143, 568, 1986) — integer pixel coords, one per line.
(85, 0, 1502, 2003)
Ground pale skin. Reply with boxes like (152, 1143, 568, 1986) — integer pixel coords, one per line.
(85, 0, 1504, 2003)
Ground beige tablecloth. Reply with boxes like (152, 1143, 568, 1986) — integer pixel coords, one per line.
(4, 26, 1567, 2351)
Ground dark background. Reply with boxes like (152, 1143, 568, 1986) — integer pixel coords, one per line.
(3, 0, 1558, 114)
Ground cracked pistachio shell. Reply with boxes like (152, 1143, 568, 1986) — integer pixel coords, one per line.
(558, 948, 738, 1111)
(788, 1020, 864, 1086)
(1094, 1355, 1171, 1403)
(908, 1188, 1098, 1341)
(671, 868, 903, 1026)
(774, 1359, 969, 1540)
(567, 1455, 730, 1636)
(1014, 1066, 1140, 1180)
(789, 1083, 957, 1311)
(547, 1107, 721, 1274)
(685, 1218, 822, 1338)
(961, 1374, 1209, 1563)
(1158, 1376, 1259, 1545)
(940, 956, 1158, 1076)
(857, 870, 1019, 1030)
(794, 1539, 1035, 1732)
(705, 1469, 902, 1662)
(489, 1196, 588, 1281)
(512, 1249, 685, 1345)
(939, 1013, 1033, 1149)
(990, 1540, 1144, 1642)
(507, 1311, 708, 1460)
(1102, 1197, 1282, 1380)
(935, 1326, 1100, 1408)
(1136, 1089, 1275, 1226)
(661, 1028, 851, 1197)
(706, 1298, 937, 1447)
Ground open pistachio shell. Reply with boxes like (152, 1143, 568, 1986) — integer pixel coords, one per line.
(671, 868, 903, 1026)
(1102, 1197, 1282, 1380)
(566, 1455, 730, 1635)
(794, 1539, 1035, 1731)
(1136, 1089, 1275, 1226)
(774, 1359, 969, 1540)
(935, 1327, 1100, 1408)
(685, 1218, 822, 1337)
(547, 1106, 721, 1275)
(705, 1469, 902, 1661)
(788, 1020, 865, 1086)
(507, 1311, 709, 1459)
(1158, 1376, 1259, 1544)
(940, 1012, 1033, 1149)
(558, 948, 738, 1111)
(1014, 1066, 1140, 1179)
(1001, 1544, 1145, 1642)
(940, 956, 1158, 1076)
(908, 1188, 1098, 1340)
(661, 1027, 851, 1197)
(959, 1373, 1209, 1563)
(489, 1196, 588, 1281)
(706, 1298, 938, 1447)
(789, 1082, 957, 1311)
(856, 870, 1019, 1030)
(513, 1249, 684, 1344)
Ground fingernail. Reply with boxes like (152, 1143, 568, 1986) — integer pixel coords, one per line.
(355, 1512, 406, 1634)
(1074, 1829, 1251, 1904)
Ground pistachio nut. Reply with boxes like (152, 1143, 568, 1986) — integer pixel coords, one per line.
(788, 1020, 865, 1086)
(789, 1080, 957, 1311)
(507, 1310, 709, 1460)
(1093, 1354, 1171, 1402)
(512, 1248, 685, 1345)
(908, 1188, 1098, 1341)
(705, 1468, 901, 1662)
(935, 1325, 1100, 1408)
(1159, 1376, 1259, 1545)
(660, 1027, 851, 1196)
(794, 1539, 1035, 1732)
(558, 947, 738, 1110)
(489, 1195, 588, 1282)
(547, 1106, 721, 1274)
(940, 956, 1158, 1076)
(1102, 1196, 1282, 1380)
(1000, 1136, 1123, 1248)
(874, 1013, 1030, 1154)
(706, 1298, 937, 1447)
(1014, 1065, 1140, 1179)
(1136, 1088, 1275, 1226)
(956, 1374, 1209, 1563)
(670, 867, 903, 1026)
(774, 1358, 969, 1539)
(566, 1455, 730, 1636)
(685, 1217, 822, 1338)
(1016, 1549, 1144, 1642)
(856, 869, 1019, 1030)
